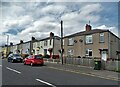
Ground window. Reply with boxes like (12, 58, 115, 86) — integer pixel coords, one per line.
(44, 40, 48, 46)
(35, 55, 42, 59)
(28, 55, 32, 58)
(67, 49, 74, 56)
(50, 39, 51, 45)
(85, 35, 92, 44)
(85, 49, 92, 57)
(68, 38, 74, 45)
(100, 33, 104, 42)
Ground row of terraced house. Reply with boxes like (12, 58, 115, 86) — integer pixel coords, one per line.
(0, 32, 61, 59)
(0, 24, 120, 62)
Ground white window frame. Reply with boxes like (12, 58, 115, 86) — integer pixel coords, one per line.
(68, 38, 74, 45)
(85, 35, 93, 44)
(85, 49, 92, 57)
(100, 33, 104, 42)
(44, 40, 48, 46)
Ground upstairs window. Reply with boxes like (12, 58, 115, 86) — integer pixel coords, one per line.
(100, 33, 104, 42)
(44, 40, 48, 46)
(85, 35, 93, 44)
(68, 38, 74, 45)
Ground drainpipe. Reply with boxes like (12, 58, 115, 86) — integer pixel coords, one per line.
(53, 37, 54, 59)
(108, 31, 111, 59)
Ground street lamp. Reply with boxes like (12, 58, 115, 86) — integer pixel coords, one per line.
(0, 34, 9, 58)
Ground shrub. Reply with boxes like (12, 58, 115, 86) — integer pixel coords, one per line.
(53, 55, 59, 59)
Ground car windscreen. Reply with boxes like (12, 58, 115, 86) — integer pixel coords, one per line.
(35, 55, 43, 59)
(13, 54, 21, 57)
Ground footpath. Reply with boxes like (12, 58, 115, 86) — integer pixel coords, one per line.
(45, 61, 120, 82)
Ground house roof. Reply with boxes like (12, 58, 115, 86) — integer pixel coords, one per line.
(36, 36, 60, 42)
(64, 29, 109, 38)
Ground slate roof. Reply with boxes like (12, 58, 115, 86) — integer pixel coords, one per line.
(64, 29, 109, 38)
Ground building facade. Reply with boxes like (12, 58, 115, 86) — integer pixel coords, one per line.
(64, 24, 120, 61)
(32, 36, 60, 58)
(22, 41, 31, 55)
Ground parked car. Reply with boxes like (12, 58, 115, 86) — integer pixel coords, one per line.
(23, 55, 44, 66)
(8, 54, 23, 63)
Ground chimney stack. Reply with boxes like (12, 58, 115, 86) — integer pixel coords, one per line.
(20, 40, 23, 43)
(50, 32, 54, 38)
(85, 24, 92, 31)
(10, 42, 13, 46)
(31, 37, 36, 41)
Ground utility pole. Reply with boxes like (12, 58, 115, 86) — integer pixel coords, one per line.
(61, 20, 63, 65)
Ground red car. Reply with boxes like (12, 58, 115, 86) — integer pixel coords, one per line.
(23, 55, 44, 66)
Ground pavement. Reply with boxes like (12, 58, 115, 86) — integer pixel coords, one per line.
(45, 61, 120, 82)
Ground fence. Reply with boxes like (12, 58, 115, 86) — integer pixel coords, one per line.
(105, 60, 120, 71)
(44, 57, 120, 71)
(63, 57, 94, 67)
(44, 57, 95, 67)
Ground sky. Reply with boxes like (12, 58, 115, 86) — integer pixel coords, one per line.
(0, 0, 119, 46)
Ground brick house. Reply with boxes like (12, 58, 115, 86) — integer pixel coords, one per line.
(64, 24, 120, 61)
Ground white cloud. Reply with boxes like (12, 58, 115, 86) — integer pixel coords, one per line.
(20, 16, 60, 36)
(61, 3, 102, 22)
(41, 4, 67, 15)
(0, 2, 118, 46)
(1, 15, 33, 33)
(96, 25, 118, 37)
(60, 3, 103, 36)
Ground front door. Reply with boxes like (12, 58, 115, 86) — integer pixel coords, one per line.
(101, 51, 107, 61)
(44, 49, 47, 55)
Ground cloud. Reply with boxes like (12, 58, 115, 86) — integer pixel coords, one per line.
(0, 2, 118, 46)
(20, 16, 60, 36)
(60, 3, 103, 36)
(96, 25, 118, 37)
(41, 4, 67, 15)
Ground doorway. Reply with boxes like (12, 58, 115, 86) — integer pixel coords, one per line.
(101, 51, 107, 61)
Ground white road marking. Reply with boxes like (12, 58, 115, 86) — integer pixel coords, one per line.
(36, 79, 56, 87)
(0, 65, 2, 67)
(6, 67, 21, 74)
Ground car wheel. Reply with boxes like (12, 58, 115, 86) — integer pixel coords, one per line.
(23, 61, 26, 65)
(21, 60, 23, 63)
(30, 62, 33, 66)
(40, 63, 44, 66)
(11, 60, 14, 63)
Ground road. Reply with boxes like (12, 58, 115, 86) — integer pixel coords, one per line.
(1, 59, 119, 87)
